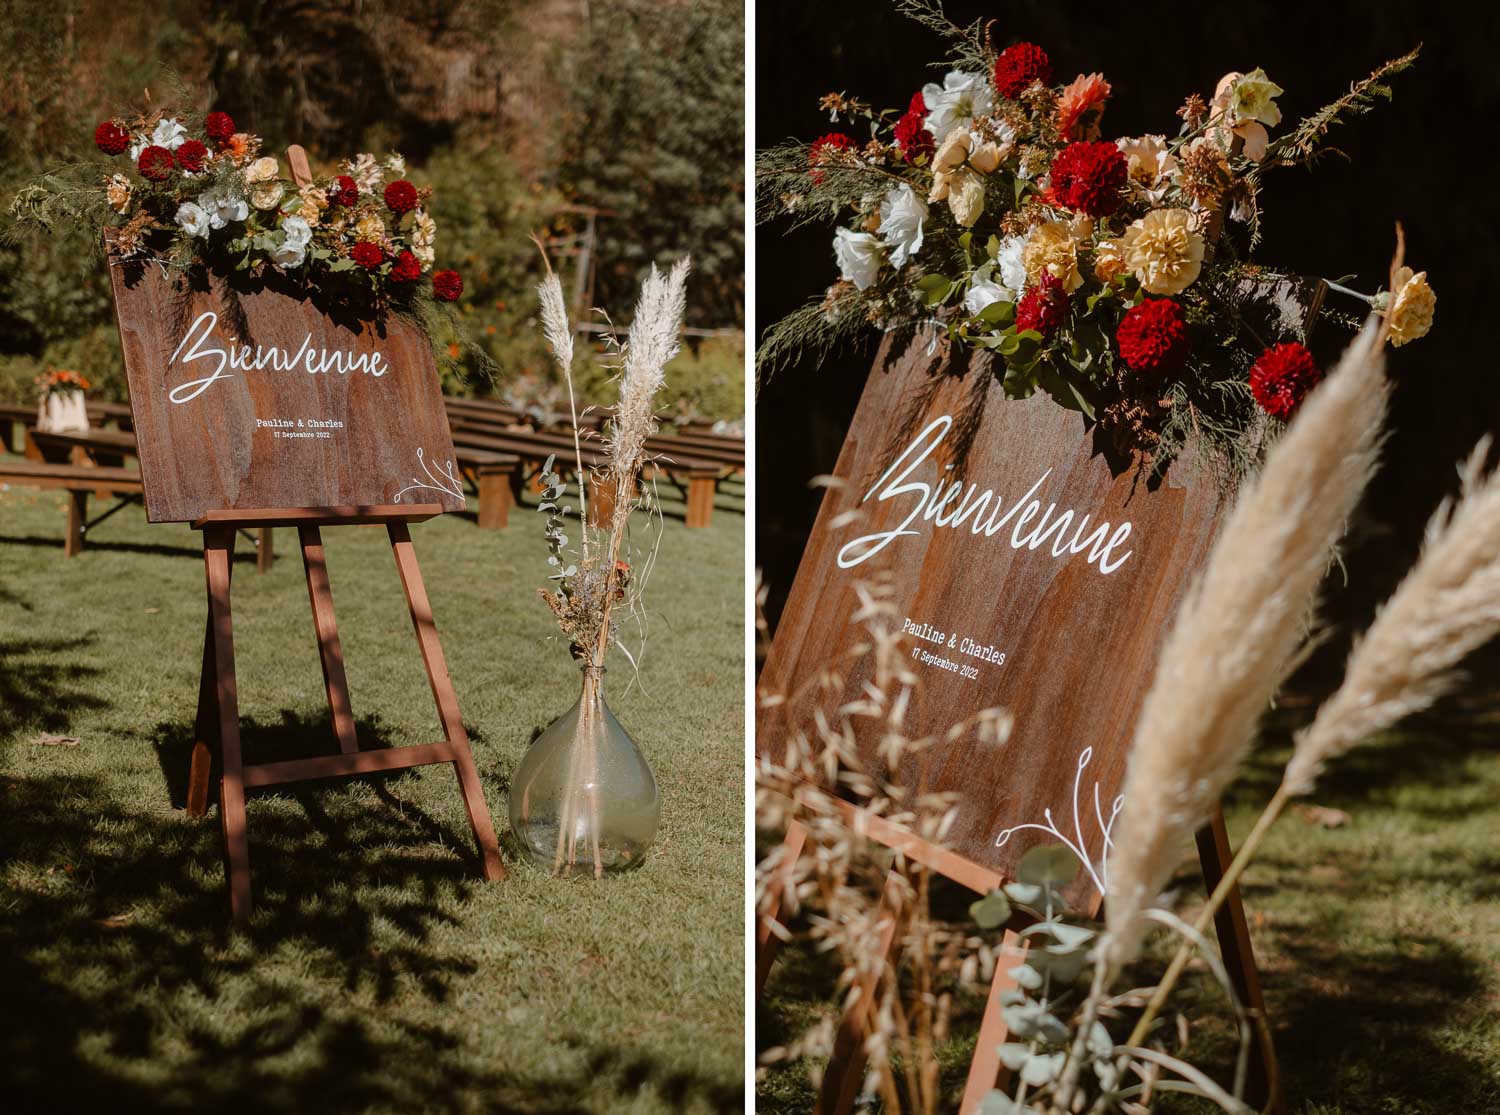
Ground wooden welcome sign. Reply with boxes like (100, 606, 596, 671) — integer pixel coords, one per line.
(106, 241, 465, 520)
(757, 330, 1281, 1114)
(104, 147, 502, 926)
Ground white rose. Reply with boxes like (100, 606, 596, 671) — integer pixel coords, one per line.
(175, 201, 211, 239)
(964, 271, 1008, 316)
(131, 117, 187, 160)
(270, 239, 307, 269)
(995, 235, 1027, 294)
(877, 184, 927, 268)
(197, 189, 249, 230)
(281, 216, 312, 249)
(833, 227, 883, 291)
(920, 71, 993, 142)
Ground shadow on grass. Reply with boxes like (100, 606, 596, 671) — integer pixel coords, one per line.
(0, 762, 733, 1114)
(0, 531, 261, 563)
(0, 634, 109, 740)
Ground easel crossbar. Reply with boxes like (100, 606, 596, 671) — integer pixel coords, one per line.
(241, 741, 458, 788)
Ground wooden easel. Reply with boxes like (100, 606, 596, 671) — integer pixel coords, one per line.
(185, 505, 504, 925)
(756, 800, 1283, 1115)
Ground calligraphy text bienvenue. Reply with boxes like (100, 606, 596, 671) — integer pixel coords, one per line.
(835, 415, 1134, 575)
(167, 310, 389, 404)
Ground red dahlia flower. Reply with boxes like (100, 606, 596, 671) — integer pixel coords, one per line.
(330, 175, 359, 207)
(205, 112, 235, 145)
(94, 121, 131, 155)
(175, 139, 209, 174)
(1249, 342, 1321, 419)
(137, 145, 175, 182)
(383, 179, 418, 215)
(350, 242, 384, 269)
(1015, 271, 1069, 337)
(1116, 298, 1189, 375)
(994, 42, 1053, 99)
(432, 269, 463, 302)
(1049, 141, 1128, 217)
(390, 249, 422, 283)
(893, 93, 934, 163)
(809, 131, 855, 184)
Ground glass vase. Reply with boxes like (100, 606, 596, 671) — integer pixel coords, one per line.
(507, 666, 659, 876)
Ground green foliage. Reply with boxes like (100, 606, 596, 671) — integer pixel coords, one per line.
(558, 0, 744, 328)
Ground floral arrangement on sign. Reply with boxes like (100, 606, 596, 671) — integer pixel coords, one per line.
(504, 248, 690, 878)
(9, 102, 465, 314)
(757, 6, 1434, 474)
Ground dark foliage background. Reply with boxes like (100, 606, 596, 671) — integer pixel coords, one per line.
(756, 0, 1500, 657)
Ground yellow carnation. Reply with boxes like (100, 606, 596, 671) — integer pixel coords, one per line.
(1122, 208, 1204, 295)
(1022, 220, 1082, 293)
(1386, 266, 1435, 347)
(354, 211, 387, 243)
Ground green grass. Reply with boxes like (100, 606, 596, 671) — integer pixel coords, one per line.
(757, 697, 1500, 1114)
(0, 465, 746, 1114)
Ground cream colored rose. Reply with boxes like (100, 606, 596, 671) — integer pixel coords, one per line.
(948, 170, 986, 227)
(1386, 266, 1435, 347)
(107, 173, 132, 214)
(1022, 220, 1083, 293)
(354, 211, 387, 243)
(1093, 237, 1128, 282)
(969, 141, 1003, 175)
(244, 156, 279, 185)
(1123, 208, 1204, 295)
(250, 182, 284, 211)
(346, 153, 381, 192)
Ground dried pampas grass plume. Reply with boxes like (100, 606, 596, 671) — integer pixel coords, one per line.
(1283, 437, 1500, 795)
(1104, 317, 1389, 968)
(531, 233, 587, 545)
(608, 257, 691, 486)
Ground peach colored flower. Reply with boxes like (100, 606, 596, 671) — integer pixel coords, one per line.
(1057, 72, 1112, 142)
(1093, 237, 1129, 282)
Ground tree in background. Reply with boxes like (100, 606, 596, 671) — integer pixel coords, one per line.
(557, 0, 744, 330)
(0, 0, 744, 417)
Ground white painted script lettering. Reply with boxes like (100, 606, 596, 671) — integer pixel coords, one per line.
(167, 311, 389, 405)
(835, 415, 1135, 575)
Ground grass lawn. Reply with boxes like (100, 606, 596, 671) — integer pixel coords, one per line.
(757, 695, 1500, 1114)
(0, 463, 746, 1115)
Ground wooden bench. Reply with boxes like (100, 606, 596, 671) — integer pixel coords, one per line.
(0, 459, 144, 556)
(446, 426, 723, 528)
(452, 447, 520, 529)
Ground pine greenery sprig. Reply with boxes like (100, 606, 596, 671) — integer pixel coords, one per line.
(1254, 45, 1422, 175)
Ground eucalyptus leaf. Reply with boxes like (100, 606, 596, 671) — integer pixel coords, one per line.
(1019, 845, 1080, 887)
(970, 890, 1011, 930)
(1019, 1051, 1065, 1087)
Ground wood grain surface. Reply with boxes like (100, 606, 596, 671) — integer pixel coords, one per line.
(759, 329, 1228, 910)
(104, 236, 464, 522)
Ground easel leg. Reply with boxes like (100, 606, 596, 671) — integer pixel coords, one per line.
(815, 870, 905, 1115)
(1198, 809, 1285, 1115)
(257, 527, 274, 573)
(299, 525, 358, 754)
(958, 929, 1026, 1115)
(187, 608, 217, 817)
(204, 527, 252, 926)
(386, 521, 505, 882)
(756, 818, 808, 998)
(65, 490, 88, 556)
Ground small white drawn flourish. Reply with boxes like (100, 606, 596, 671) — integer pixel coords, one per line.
(393, 447, 464, 503)
(993, 745, 1124, 896)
